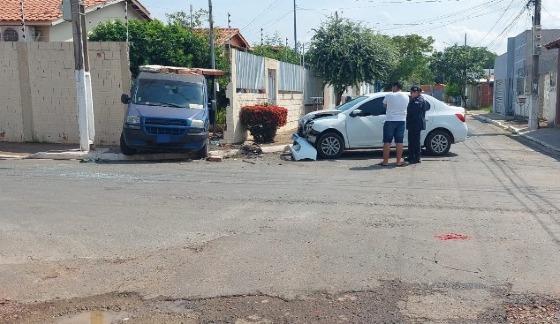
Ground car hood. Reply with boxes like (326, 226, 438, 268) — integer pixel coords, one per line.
(130, 104, 206, 120)
(300, 110, 340, 124)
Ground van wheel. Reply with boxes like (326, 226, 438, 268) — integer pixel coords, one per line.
(425, 130, 451, 156)
(317, 132, 344, 159)
(120, 133, 136, 156)
(196, 141, 209, 159)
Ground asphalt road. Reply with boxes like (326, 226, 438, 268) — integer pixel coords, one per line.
(1, 118, 559, 323)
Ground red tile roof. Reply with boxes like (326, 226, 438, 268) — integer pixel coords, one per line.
(1, 0, 150, 24)
(195, 28, 251, 49)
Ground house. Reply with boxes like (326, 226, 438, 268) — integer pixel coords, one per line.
(465, 69, 494, 109)
(544, 38, 560, 126)
(493, 29, 560, 123)
(195, 28, 251, 51)
(0, 0, 151, 42)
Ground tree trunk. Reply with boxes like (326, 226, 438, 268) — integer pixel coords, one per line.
(336, 90, 344, 106)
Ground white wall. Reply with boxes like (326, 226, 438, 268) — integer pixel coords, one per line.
(49, 2, 145, 42)
(225, 49, 311, 144)
(0, 42, 131, 145)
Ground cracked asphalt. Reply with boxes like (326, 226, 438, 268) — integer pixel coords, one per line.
(1, 118, 559, 323)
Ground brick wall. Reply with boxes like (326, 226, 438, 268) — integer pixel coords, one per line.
(0, 42, 130, 145)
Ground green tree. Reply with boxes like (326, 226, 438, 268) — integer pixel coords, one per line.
(252, 33, 301, 65)
(307, 16, 397, 104)
(89, 20, 227, 77)
(166, 9, 208, 28)
(430, 45, 496, 106)
(388, 34, 435, 86)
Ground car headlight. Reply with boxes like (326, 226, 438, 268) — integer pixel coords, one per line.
(126, 115, 141, 125)
(190, 119, 205, 129)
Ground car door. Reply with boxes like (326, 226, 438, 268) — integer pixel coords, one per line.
(346, 97, 386, 148)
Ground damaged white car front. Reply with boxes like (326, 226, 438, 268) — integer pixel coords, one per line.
(290, 110, 343, 161)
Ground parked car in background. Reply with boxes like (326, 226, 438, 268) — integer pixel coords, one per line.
(120, 66, 213, 158)
(297, 92, 468, 159)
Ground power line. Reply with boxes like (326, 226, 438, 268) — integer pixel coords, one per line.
(475, 0, 519, 46)
(240, 0, 282, 32)
(485, 4, 530, 49)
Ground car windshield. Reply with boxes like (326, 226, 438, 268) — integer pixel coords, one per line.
(336, 96, 369, 112)
(133, 79, 205, 109)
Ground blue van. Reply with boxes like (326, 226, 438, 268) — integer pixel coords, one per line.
(120, 69, 210, 158)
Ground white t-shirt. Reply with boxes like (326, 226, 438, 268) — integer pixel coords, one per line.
(383, 92, 409, 122)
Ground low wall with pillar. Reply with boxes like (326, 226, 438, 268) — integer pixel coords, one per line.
(0, 42, 131, 145)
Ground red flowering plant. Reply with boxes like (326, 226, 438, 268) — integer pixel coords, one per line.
(240, 104, 288, 143)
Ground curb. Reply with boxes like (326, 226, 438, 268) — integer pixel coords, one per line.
(518, 133, 560, 154)
(471, 114, 560, 154)
(26, 148, 242, 162)
(470, 114, 527, 134)
(260, 144, 291, 154)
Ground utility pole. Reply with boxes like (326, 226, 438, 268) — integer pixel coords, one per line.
(464, 33, 467, 46)
(19, 0, 26, 41)
(529, 0, 542, 130)
(190, 4, 193, 28)
(260, 28, 264, 46)
(70, 0, 94, 151)
(286, 37, 289, 61)
(227, 12, 231, 28)
(293, 0, 298, 52)
(208, 0, 217, 126)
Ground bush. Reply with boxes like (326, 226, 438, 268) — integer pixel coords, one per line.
(240, 104, 288, 143)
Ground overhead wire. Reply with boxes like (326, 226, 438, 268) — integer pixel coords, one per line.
(485, 4, 530, 49)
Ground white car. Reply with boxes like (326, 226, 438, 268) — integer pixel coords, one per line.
(296, 92, 468, 159)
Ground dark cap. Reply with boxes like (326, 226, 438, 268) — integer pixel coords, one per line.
(410, 86, 422, 93)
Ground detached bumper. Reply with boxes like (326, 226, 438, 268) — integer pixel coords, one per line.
(290, 134, 317, 161)
(123, 127, 208, 152)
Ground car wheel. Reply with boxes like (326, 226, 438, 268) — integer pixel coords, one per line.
(425, 130, 451, 156)
(195, 140, 209, 159)
(317, 132, 344, 159)
(120, 133, 136, 156)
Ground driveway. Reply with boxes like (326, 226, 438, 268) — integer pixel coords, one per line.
(0, 117, 559, 323)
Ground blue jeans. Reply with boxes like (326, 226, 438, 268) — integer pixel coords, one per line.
(383, 121, 405, 144)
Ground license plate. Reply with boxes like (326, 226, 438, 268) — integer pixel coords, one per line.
(156, 134, 172, 143)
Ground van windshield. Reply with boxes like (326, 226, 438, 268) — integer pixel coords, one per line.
(133, 79, 205, 109)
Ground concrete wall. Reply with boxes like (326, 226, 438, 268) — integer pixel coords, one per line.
(0, 43, 24, 142)
(0, 42, 130, 145)
(494, 29, 560, 120)
(542, 72, 557, 124)
(50, 2, 145, 42)
(225, 49, 309, 144)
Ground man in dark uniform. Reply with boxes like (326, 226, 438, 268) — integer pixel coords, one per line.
(406, 86, 431, 164)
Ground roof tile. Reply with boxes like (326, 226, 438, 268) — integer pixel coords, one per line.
(1, 0, 110, 23)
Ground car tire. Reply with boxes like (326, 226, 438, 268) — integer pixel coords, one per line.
(425, 130, 452, 156)
(317, 132, 344, 159)
(120, 133, 137, 156)
(195, 141, 209, 159)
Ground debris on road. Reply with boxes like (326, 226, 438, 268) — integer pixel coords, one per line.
(435, 233, 470, 241)
(240, 143, 263, 158)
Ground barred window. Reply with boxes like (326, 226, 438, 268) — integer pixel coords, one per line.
(3, 28, 19, 42)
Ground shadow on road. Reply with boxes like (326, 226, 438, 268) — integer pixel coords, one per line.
(508, 134, 560, 162)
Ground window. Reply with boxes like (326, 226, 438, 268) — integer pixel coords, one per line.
(358, 97, 386, 116)
(133, 79, 205, 109)
(3, 28, 19, 42)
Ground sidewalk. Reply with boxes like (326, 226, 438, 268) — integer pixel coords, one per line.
(469, 110, 560, 154)
(0, 141, 290, 162)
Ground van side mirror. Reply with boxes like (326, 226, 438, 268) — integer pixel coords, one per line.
(350, 109, 362, 117)
(121, 94, 131, 104)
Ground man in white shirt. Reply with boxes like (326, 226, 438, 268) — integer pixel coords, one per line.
(380, 82, 409, 167)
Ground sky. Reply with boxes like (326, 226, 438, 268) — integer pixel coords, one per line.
(140, 0, 560, 55)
